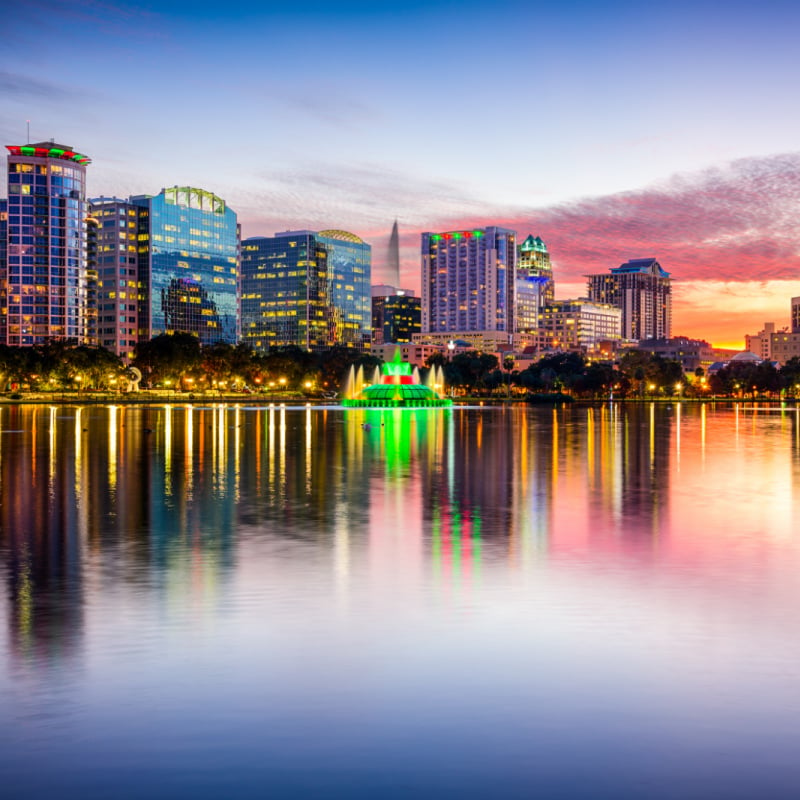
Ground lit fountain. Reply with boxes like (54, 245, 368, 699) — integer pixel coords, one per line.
(342, 350, 452, 408)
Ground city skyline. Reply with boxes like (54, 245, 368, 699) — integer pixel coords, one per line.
(3, 0, 800, 348)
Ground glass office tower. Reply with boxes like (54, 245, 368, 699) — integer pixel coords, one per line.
(3, 143, 91, 345)
(241, 229, 371, 352)
(132, 187, 239, 346)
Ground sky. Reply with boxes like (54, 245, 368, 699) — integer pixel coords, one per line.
(2, 0, 800, 347)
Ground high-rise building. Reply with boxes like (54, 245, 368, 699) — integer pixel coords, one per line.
(0, 200, 7, 286)
(587, 257, 671, 341)
(518, 235, 554, 302)
(421, 227, 516, 335)
(371, 285, 420, 344)
(132, 187, 239, 346)
(3, 142, 92, 346)
(241, 229, 371, 352)
(88, 197, 144, 358)
(515, 234, 554, 334)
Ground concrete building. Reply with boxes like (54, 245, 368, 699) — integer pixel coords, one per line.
(413, 329, 537, 353)
(637, 337, 721, 372)
(745, 322, 777, 361)
(587, 257, 671, 341)
(537, 299, 622, 353)
(88, 197, 144, 359)
(241, 229, 371, 352)
(3, 142, 92, 345)
(421, 227, 516, 335)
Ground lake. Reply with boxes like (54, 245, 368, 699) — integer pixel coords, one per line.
(1, 401, 799, 798)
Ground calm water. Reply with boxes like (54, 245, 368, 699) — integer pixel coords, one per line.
(1, 401, 799, 798)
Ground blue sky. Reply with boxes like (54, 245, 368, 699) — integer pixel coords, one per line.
(3, 0, 800, 344)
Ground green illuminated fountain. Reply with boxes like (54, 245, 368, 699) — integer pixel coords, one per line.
(342, 350, 452, 408)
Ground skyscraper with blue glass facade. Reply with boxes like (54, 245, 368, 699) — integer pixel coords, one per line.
(132, 187, 239, 346)
(241, 229, 371, 352)
(3, 143, 91, 346)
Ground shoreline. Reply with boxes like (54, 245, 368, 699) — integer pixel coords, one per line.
(0, 393, 795, 406)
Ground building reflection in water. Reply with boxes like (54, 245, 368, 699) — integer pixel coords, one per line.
(5, 400, 800, 666)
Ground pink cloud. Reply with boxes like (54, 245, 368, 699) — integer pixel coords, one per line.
(373, 152, 800, 290)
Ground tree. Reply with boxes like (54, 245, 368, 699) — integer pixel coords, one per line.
(133, 333, 202, 387)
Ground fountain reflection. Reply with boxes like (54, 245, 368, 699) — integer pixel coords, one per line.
(4, 402, 800, 667)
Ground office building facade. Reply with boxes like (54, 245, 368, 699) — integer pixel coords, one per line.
(587, 257, 671, 341)
(241, 229, 371, 352)
(88, 197, 143, 358)
(421, 227, 516, 335)
(132, 187, 239, 346)
(3, 143, 92, 345)
(537, 299, 622, 353)
(371, 285, 420, 344)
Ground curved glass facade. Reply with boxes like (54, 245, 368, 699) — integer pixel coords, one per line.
(134, 187, 239, 346)
(241, 230, 371, 352)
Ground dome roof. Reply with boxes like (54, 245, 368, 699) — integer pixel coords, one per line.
(318, 229, 365, 244)
(730, 351, 762, 362)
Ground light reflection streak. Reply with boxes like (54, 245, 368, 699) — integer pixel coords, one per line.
(164, 405, 172, 495)
(305, 405, 312, 494)
(279, 405, 286, 505)
(587, 407, 595, 491)
(447, 411, 455, 501)
(108, 405, 118, 494)
(185, 405, 194, 501)
(75, 406, 87, 543)
(676, 402, 681, 469)
(268, 405, 275, 497)
(701, 403, 707, 463)
(48, 406, 56, 492)
(234, 405, 241, 502)
(649, 402, 655, 474)
(551, 408, 558, 490)
(215, 405, 226, 496)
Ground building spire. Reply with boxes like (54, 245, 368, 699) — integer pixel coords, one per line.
(387, 219, 400, 288)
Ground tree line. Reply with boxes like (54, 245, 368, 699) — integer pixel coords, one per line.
(2, 334, 800, 399)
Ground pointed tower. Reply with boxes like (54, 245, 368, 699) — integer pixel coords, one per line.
(387, 219, 400, 287)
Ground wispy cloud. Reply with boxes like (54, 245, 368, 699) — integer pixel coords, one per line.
(434, 152, 800, 284)
(232, 151, 800, 293)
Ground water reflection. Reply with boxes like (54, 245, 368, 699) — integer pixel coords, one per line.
(2, 402, 800, 797)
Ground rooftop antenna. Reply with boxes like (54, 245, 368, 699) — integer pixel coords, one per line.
(26, 120, 30, 144)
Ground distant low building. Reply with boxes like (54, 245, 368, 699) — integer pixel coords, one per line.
(745, 322, 780, 361)
(372, 342, 445, 367)
(537, 299, 622, 354)
(637, 337, 720, 372)
(413, 329, 537, 353)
